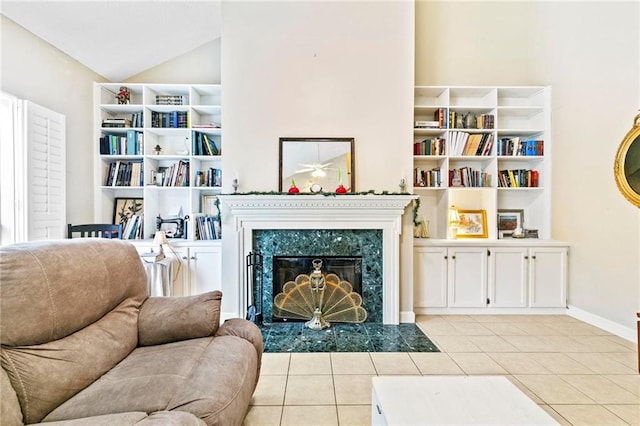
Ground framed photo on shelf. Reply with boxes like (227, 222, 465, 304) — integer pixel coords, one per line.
(457, 209, 488, 238)
(113, 198, 143, 225)
(497, 209, 524, 239)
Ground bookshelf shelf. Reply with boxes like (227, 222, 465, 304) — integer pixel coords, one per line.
(94, 83, 223, 241)
(412, 86, 552, 240)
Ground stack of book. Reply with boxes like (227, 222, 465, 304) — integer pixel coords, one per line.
(102, 118, 131, 128)
(100, 130, 143, 155)
(413, 137, 445, 155)
(193, 214, 221, 240)
(194, 168, 222, 187)
(104, 161, 144, 186)
(155, 95, 185, 105)
(414, 167, 442, 187)
(192, 131, 220, 156)
(157, 161, 190, 187)
(450, 132, 494, 156)
(151, 111, 189, 128)
(122, 215, 143, 240)
(449, 167, 492, 187)
(498, 169, 539, 187)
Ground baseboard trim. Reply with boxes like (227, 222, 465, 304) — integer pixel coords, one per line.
(567, 305, 636, 343)
(400, 311, 416, 324)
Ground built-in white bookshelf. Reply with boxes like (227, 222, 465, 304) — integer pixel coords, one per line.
(412, 86, 551, 240)
(93, 83, 222, 241)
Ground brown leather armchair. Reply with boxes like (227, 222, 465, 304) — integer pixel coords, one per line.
(0, 239, 262, 425)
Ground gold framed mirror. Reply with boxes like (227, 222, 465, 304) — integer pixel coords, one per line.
(279, 137, 354, 193)
(614, 112, 640, 208)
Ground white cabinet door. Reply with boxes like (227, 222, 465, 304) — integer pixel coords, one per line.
(188, 245, 222, 295)
(171, 248, 190, 297)
(414, 247, 448, 308)
(529, 247, 567, 307)
(448, 247, 487, 307)
(489, 247, 528, 307)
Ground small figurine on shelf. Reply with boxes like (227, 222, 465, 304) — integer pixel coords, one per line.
(154, 144, 162, 155)
(116, 86, 130, 105)
(288, 179, 300, 194)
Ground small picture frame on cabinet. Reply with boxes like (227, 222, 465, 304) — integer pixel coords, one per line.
(456, 209, 488, 239)
(497, 209, 524, 239)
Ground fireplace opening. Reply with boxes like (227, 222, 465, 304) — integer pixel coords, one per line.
(272, 256, 365, 328)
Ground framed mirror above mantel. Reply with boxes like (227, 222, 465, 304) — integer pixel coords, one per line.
(279, 137, 354, 193)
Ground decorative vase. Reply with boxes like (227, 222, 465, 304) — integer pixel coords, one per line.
(464, 113, 477, 129)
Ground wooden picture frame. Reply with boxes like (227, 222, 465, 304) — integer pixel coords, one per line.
(457, 209, 488, 238)
(497, 209, 524, 239)
(113, 198, 143, 225)
(614, 112, 640, 208)
(279, 137, 354, 192)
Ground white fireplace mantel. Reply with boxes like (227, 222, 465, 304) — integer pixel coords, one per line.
(217, 194, 417, 324)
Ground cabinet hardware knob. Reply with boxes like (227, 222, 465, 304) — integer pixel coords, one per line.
(444, 255, 448, 259)
(190, 256, 196, 260)
(525, 255, 529, 259)
(532, 255, 536, 259)
(182, 256, 188, 260)
(452, 255, 456, 260)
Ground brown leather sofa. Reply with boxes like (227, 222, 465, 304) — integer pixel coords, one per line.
(0, 239, 262, 425)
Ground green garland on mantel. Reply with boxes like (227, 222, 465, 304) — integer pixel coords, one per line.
(217, 190, 422, 227)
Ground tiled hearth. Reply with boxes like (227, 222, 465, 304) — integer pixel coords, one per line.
(260, 322, 439, 353)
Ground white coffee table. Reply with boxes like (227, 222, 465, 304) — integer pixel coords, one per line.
(371, 376, 558, 425)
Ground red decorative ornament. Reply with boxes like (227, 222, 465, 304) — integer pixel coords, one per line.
(335, 184, 347, 194)
(288, 179, 300, 194)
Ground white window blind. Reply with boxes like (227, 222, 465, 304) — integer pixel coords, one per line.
(1, 93, 66, 244)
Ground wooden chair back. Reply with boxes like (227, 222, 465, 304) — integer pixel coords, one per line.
(67, 224, 123, 239)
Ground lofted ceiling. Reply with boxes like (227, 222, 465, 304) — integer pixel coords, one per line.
(1, 0, 222, 82)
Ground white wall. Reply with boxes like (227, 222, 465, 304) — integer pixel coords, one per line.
(1, 15, 106, 227)
(125, 38, 221, 85)
(220, 0, 415, 318)
(416, 0, 640, 336)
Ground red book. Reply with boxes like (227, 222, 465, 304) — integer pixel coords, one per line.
(531, 170, 539, 187)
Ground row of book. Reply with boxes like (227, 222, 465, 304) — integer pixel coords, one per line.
(194, 168, 222, 187)
(99, 130, 143, 155)
(450, 167, 492, 188)
(450, 132, 494, 156)
(498, 169, 539, 187)
(413, 137, 445, 156)
(433, 108, 495, 130)
(122, 215, 143, 240)
(156, 95, 185, 105)
(192, 131, 220, 156)
(130, 111, 143, 128)
(158, 161, 190, 187)
(193, 214, 222, 240)
(497, 138, 543, 156)
(414, 167, 442, 187)
(105, 161, 143, 187)
(151, 111, 189, 128)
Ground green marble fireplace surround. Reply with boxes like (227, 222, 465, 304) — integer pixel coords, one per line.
(254, 229, 383, 323)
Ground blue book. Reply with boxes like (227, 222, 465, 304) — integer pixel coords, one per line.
(126, 130, 136, 155)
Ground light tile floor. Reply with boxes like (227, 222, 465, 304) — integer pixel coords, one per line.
(243, 315, 639, 426)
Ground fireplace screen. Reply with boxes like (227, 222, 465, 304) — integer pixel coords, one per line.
(272, 256, 366, 329)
